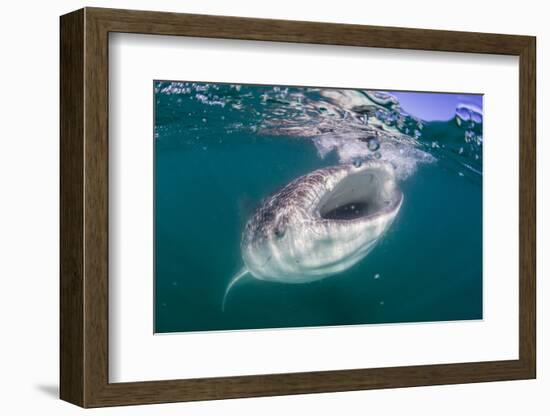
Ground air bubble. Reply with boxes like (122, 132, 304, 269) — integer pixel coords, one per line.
(360, 136, 380, 151)
(374, 152, 382, 159)
(353, 159, 363, 168)
(456, 106, 471, 121)
(367, 137, 380, 151)
(471, 112, 483, 124)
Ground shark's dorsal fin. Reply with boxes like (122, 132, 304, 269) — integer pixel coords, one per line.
(222, 267, 249, 312)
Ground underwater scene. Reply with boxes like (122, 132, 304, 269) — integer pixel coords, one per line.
(154, 81, 483, 333)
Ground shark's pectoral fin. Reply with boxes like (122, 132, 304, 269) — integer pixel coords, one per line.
(222, 267, 249, 312)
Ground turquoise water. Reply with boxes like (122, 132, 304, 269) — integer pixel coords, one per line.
(154, 82, 482, 333)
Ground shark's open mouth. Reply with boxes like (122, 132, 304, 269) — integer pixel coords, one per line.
(318, 165, 401, 221)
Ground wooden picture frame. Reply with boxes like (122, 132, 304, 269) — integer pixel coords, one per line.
(60, 7, 536, 408)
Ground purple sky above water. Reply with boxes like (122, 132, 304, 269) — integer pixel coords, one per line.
(385, 91, 483, 122)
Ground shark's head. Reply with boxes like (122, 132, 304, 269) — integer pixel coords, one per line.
(241, 161, 403, 283)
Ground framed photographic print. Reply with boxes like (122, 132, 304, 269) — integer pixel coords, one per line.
(60, 7, 536, 408)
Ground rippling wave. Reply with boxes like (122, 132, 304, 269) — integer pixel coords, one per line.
(154, 81, 483, 181)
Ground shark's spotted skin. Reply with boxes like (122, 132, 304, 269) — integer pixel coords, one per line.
(223, 161, 403, 310)
(243, 161, 402, 282)
(242, 166, 341, 248)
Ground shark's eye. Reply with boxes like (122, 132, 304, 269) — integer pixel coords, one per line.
(274, 225, 286, 239)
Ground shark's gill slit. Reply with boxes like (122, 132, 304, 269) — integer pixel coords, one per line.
(222, 161, 403, 310)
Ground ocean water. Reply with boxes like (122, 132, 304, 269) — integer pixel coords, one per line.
(154, 82, 483, 333)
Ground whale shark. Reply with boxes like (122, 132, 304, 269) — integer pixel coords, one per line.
(222, 160, 403, 310)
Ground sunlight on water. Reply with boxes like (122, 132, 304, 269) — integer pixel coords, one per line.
(155, 81, 482, 183)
